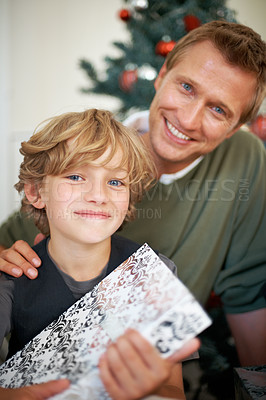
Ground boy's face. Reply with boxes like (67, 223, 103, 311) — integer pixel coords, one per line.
(148, 40, 257, 174)
(34, 147, 130, 247)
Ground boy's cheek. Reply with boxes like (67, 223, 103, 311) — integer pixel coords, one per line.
(112, 188, 130, 202)
(46, 182, 75, 202)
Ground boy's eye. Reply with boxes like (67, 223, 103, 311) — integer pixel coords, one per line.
(108, 179, 123, 187)
(182, 83, 192, 92)
(67, 175, 82, 181)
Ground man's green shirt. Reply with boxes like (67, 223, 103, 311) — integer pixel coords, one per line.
(0, 130, 265, 313)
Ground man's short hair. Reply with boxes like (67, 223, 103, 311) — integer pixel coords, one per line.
(166, 21, 266, 124)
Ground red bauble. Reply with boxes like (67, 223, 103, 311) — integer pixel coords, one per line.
(155, 40, 176, 57)
(183, 15, 201, 32)
(206, 291, 222, 310)
(250, 114, 266, 141)
(119, 8, 131, 21)
(119, 69, 138, 92)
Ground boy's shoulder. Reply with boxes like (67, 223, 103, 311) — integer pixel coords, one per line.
(112, 233, 160, 255)
(32, 237, 48, 252)
(111, 234, 142, 256)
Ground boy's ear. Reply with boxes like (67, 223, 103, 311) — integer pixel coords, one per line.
(154, 63, 167, 91)
(24, 183, 45, 209)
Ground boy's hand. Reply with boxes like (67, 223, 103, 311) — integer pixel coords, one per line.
(99, 328, 200, 400)
(0, 238, 42, 279)
(0, 379, 70, 400)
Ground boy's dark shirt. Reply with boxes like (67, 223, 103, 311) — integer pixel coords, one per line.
(7, 235, 142, 358)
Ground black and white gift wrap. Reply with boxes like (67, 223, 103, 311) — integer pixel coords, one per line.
(0, 244, 211, 399)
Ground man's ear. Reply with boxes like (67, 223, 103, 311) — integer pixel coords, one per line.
(154, 63, 167, 91)
(24, 183, 45, 209)
(226, 123, 243, 140)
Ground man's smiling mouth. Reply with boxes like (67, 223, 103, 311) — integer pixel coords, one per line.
(166, 120, 191, 141)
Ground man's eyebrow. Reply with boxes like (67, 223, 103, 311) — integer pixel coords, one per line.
(179, 75, 233, 116)
(209, 99, 233, 117)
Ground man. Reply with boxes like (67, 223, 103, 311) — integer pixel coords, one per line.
(0, 20, 265, 374)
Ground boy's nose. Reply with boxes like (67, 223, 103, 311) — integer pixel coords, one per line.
(82, 181, 108, 204)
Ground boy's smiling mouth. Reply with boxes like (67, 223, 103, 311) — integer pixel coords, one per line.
(166, 119, 191, 141)
(74, 210, 111, 219)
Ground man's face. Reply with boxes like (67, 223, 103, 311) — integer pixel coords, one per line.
(148, 40, 257, 174)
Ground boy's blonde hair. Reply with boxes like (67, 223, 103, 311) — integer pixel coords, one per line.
(166, 21, 266, 124)
(15, 109, 156, 235)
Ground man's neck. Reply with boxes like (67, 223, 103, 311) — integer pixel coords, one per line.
(141, 132, 195, 177)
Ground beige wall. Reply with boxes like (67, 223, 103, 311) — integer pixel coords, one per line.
(228, 0, 266, 40)
(0, 0, 265, 223)
(7, 0, 126, 132)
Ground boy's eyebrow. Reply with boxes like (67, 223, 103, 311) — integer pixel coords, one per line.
(108, 166, 129, 174)
(89, 164, 129, 174)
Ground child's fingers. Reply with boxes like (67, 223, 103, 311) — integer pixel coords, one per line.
(99, 330, 172, 400)
(167, 337, 200, 362)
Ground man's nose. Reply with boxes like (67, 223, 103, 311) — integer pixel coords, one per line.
(179, 101, 203, 131)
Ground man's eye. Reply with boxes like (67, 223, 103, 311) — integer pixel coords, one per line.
(67, 175, 82, 181)
(108, 179, 123, 187)
(213, 106, 225, 115)
(182, 83, 192, 92)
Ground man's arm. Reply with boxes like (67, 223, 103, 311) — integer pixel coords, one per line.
(0, 209, 41, 278)
(0, 379, 70, 400)
(0, 211, 39, 249)
(226, 308, 266, 366)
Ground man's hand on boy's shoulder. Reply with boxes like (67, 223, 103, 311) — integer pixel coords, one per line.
(0, 240, 41, 280)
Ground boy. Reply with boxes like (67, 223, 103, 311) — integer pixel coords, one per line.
(0, 109, 198, 399)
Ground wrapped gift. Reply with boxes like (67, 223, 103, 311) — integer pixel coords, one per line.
(0, 244, 211, 399)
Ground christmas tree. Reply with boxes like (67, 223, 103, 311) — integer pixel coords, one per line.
(80, 0, 237, 119)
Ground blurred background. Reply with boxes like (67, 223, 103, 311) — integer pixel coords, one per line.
(0, 0, 265, 224)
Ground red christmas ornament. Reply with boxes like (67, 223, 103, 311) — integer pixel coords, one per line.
(205, 291, 222, 310)
(183, 14, 201, 32)
(119, 69, 138, 92)
(119, 9, 131, 22)
(249, 114, 266, 141)
(155, 40, 176, 57)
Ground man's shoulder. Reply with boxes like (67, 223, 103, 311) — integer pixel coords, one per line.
(0, 210, 39, 248)
(208, 129, 265, 172)
(220, 129, 265, 154)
